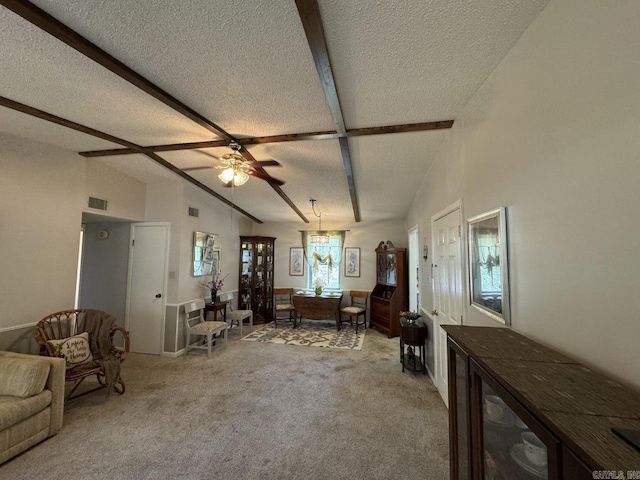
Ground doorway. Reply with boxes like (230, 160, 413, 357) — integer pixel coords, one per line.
(431, 201, 464, 405)
(126, 223, 169, 355)
(77, 220, 131, 322)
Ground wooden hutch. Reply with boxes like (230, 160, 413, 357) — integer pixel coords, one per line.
(239, 236, 276, 324)
(370, 241, 407, 337)
(444, 326, 640, 479)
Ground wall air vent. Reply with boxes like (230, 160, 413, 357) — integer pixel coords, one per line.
(88, 196, 108, 211)
(188, 206, 199, 218)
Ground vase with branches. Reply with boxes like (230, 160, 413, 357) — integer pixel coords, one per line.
(200, 271, 228, 302)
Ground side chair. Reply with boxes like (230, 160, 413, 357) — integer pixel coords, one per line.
(185, 299, 228, 358)
(339, 290, 369, 334)
(218, 292, 253, 337)
(273, 288, 296, 327)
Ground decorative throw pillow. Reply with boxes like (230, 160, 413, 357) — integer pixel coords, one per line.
(47, 332, 93, 369)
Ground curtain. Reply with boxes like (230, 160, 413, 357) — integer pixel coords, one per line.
(301, 230, 346, 275)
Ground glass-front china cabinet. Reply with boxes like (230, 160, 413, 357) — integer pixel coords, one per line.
(239, 236, 275, 324)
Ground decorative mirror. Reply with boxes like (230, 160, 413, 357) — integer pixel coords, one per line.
(192, 232, 219, 277)
(467, 207, 510, 324)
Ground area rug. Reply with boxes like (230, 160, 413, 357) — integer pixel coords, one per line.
(242, 321, 365, 350)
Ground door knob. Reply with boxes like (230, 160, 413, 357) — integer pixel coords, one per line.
(431, 309, 438, 316)
(155, 293, 162, 298)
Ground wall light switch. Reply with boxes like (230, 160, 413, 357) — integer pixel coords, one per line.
(168, 271, 176, 279)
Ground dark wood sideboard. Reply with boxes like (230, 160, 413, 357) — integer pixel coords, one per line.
(444, 325, 640, 479)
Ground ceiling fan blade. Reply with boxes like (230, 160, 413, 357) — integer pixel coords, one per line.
(248, 159, 281, 167)
(222, 180, 233, 188)
(249, 170, 285, 186)
(182, 166, 217, 171)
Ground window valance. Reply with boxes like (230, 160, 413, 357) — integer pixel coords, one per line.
(300, 230, 346, 274)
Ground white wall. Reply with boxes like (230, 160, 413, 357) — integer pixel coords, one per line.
(145, 182, 252, 305)
(251, 219, 407, 292)
(406, 0, 640, 389)
(0, 133, 146, 338)
(145, 182, 252, 354)
(180, 184, 251, 303)
(85, 159, 146, 221)
(0, 134, 84, 332)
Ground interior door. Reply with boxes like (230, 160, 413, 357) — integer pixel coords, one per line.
(432, 207, 463, 405)
(126, 223, 169, 355)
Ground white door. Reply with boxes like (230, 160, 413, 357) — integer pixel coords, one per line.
(432, 205, 464, 405)
(126, 223, 169, 355)
(408, 226, 419, 312)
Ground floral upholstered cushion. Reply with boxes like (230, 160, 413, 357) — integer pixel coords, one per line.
(276, 304, 295, 310)
(192, 321, 228, 332)
(341, 306, 365, 314)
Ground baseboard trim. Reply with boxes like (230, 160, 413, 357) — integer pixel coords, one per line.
(161, 348, 185, 358)
(427, 368, 436, 385)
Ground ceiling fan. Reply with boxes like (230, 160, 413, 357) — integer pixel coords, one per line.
(182, 142, 285, 187)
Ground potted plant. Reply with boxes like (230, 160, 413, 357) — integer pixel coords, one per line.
(313, 277, 325, 296)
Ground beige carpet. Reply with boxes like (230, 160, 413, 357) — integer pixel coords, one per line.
(0, 324, 450, 479)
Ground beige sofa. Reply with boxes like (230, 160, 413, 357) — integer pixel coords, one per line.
(0, 351, 65, 465)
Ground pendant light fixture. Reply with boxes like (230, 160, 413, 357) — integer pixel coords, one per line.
(310, 199, 329, 245)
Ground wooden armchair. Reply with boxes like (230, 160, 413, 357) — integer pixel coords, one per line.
(273, 288, 296, 328)
(339, 290, 369, 334)
(34, 309, 130, 401)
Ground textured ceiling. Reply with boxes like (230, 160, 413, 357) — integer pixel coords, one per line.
(0, 0, 549, 224)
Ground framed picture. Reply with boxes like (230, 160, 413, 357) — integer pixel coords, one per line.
(344, 247, 361, 277)
(467, 207, 510, 325)
(289, 247, 304, 276)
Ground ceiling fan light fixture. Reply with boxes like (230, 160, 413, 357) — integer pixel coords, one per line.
(218, 168, 235, 183)
(232, 169, 250, 186)
(218, 167, 249, 186)
(217, 143, 251, 186)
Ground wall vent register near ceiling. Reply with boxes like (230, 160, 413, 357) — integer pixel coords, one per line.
(188, 206, 199, 218)
(88, 196, 108, 211)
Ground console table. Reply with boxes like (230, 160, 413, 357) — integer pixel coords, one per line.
(292, 294, 343, 331)
(204, 302, 227, 324)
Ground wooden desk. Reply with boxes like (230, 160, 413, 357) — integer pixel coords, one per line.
(204, 302, 227, 324)
(292, 294, 343, 331)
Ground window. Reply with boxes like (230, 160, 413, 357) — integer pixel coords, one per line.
(307, 235, 341, 290)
